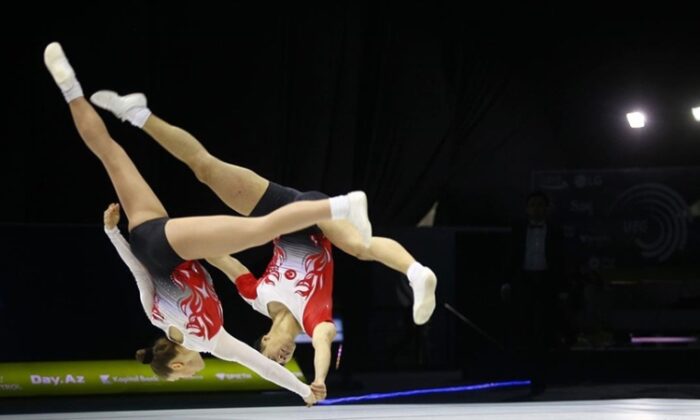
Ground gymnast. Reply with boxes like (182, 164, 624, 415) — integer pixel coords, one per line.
(89, 86, 438, 400)
(44, 41, 372, 405)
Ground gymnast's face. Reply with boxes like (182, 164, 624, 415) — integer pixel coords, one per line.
(167, 346, 206, 381)
(261, 333, 296, 364)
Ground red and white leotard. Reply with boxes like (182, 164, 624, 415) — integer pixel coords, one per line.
(104, 225, 311, 398)
(235, 232, 334, 337)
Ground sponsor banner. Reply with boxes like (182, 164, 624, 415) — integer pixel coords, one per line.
(533, 168, 700, 272)
(0, 359, 305, 397)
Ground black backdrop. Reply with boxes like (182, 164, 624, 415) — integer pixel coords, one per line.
(4, 3, 700, 225)
(3, 2, 700, 373)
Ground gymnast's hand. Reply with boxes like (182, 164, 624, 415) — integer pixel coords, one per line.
(310, 380, 327, 402)
(104, 203, 121, 230)
(303, 389, 318, 407)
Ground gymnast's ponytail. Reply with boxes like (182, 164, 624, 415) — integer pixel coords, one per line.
(135, 347, 154, 364)
(135, 336, 178, 378)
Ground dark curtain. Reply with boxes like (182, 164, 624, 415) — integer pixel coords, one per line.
(1, 5, 699, 225)
(2, 1, 529, 226)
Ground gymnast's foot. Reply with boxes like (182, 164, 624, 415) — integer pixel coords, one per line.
(90, 90, 151, 127)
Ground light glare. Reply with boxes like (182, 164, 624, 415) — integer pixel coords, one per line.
(626, 111, 646, 128)
(692, 107, 700, 121)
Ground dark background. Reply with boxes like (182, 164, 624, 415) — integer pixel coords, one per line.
(2, 0, 700, 393)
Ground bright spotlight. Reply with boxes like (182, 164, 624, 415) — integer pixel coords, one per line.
(692, 107, 700, 121)
(626, 111, 646, 128)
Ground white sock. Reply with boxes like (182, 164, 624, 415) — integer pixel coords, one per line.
(62, 81, 84, 103)
(126, 107, 152, 128)
(329, 195, 350, 220)
(406, 261, 425, 284)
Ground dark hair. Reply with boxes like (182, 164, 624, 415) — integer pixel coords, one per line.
(135, 347, 154, 364)
(255, 336, 287, 365)
(527, 191, 550, 207)
(135, 336, 178, 378)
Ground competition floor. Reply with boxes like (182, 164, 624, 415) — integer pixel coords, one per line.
(4, 380, 700, 420)
(3, 399, 700, 420)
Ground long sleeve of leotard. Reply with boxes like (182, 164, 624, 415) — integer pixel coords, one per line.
(212, 330, 311, 398)
(104, 226, 154, 318)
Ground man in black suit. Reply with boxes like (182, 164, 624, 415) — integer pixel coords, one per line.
(502, 191, 569, 389)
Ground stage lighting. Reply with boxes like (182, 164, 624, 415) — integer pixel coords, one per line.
(626, 111, 646, 128)
(692, 106, 700, 121)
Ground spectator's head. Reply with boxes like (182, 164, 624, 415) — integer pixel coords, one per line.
(526, 191, 550, 223)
